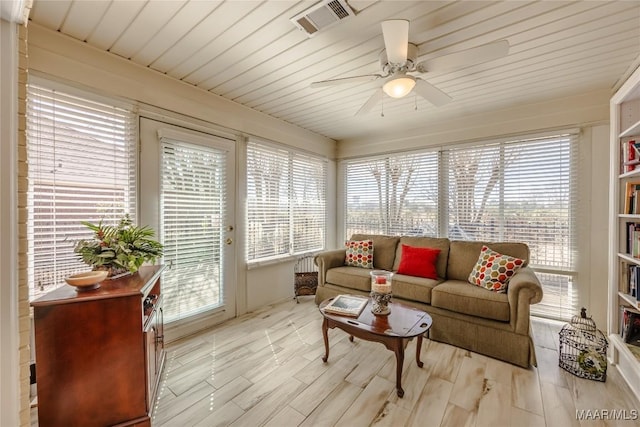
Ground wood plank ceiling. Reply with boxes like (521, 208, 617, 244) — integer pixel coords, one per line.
(28, 0, 640, 142)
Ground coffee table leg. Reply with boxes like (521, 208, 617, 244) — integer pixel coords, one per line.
(416, 335, 424, 368)
(322, 317, 329, 363)
(394, 342, 405, 398)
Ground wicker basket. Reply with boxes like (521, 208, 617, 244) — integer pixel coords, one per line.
(294, 255, 318, 302)
(559, 308, 608, 382)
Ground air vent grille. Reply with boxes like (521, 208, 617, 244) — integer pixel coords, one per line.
(290, 0, 355, 37)
(327, 0, 350, 19)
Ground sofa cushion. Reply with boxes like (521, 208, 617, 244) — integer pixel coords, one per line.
(392, 236, 450, 278)
(468, 245, 525, 293)
(447, 240, 529, 282)
(345, 239, 373, 268)
(397, 244, 440, 279)
(392, 273, 444, 304)
(351, 234, 399, 271)
(431, 280, 510, 322)
(326, 266, 372, 292)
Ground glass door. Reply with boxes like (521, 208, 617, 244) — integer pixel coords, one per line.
(140, 117, 236, 336)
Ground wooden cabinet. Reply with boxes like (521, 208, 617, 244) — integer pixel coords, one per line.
(32, 265, 166, 427)
(609, 66, 640, 402)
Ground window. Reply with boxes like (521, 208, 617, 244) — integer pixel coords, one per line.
(26, 80, 137, 300)
(246, 140, 327, 263)
(345, 151, 439, 237)
(344, 133, 578, 320)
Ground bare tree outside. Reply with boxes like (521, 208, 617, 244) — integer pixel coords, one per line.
(369, 157, 417, 234)
(447, 145, 517, 240)
(247, 145, 327, 261)
(346, 153, 438, 237)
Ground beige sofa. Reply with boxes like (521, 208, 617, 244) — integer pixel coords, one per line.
(314, 234, 543, 368)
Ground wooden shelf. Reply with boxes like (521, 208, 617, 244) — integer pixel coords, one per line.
(620, 119, 640, 138)
(611, 65, 640, 403)
(610, 333, 640, 363)
(619, 291, 639, 309)
(618, 253, 640, 266)
(619, 168, 640, 179)
(619, 214, 640, 219)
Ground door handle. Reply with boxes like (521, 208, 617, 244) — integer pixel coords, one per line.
(225, 238, 233, 245)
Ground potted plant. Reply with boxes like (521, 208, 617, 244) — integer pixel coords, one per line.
(74, 215, 163, 276)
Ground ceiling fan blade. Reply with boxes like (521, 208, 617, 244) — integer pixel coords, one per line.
(414, 79, 452, 107)
(355, 89, 384, 116)
(381, 19, 409, 65)
(310, 74, 382, 88)
(417, 39, 509, 73)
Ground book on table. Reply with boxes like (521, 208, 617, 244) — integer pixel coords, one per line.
(322, 295, 369, 317)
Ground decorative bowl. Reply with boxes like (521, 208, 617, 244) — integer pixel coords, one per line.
(65, 271, 108, 291)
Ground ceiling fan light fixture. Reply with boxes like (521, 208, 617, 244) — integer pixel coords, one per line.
(383, 74, 416, 98)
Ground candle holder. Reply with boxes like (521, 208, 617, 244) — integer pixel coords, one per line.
(370, 270, 393, 315)
(370, 291, 392, 315)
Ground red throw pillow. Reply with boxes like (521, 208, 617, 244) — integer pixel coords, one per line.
(397, 244, 441, 279)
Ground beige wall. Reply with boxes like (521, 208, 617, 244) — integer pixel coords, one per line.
(27, 24, 335, 158)
(337, 89, 610, 158)
(0, 17, 20, 427)
(0, 18, 30, 427)
(588, 125, 610, 328)
(16, 22, 30, 427)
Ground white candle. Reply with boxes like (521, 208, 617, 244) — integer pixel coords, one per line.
(372, 283, 391, 294)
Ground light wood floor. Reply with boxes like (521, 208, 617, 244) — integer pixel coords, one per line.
(30, 297, 640, 426)
(148, 298, 640, 427)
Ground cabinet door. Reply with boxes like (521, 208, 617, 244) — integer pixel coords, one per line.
(155, 301, 164, 371)
(144, 309, 158, 412)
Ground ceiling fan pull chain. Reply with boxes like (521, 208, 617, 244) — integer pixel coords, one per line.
(414, 93, 418, 111)
(381, 98, 384, 117)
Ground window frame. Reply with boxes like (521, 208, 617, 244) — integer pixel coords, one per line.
(26, 77, 138, 300)
(342, 131, 579, 320)
(246, 139, 328, 265)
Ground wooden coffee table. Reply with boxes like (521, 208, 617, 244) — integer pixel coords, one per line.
(319, 297, 432, 397)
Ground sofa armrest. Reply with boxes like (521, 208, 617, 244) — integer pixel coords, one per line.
(507, 267, 543, 335)
(314, 249, 346, 286)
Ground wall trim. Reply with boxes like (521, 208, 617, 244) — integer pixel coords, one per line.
(0, 18, 20, 427)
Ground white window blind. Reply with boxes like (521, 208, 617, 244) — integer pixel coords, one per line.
(448, 135, 578, 319)
(161, 139, 227, 322)
(26, 81, 137, 300)
(343, 133, 579, 320)
(292, 152, 327, 253)
(345, 151, 439, 237)
(246, 141, 327, 262)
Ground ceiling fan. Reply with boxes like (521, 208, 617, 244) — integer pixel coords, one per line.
(310, 20, 509, 115)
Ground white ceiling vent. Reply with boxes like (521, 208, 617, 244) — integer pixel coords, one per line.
(291, 0, 355, 37)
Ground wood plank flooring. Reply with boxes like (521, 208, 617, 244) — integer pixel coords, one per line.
(149, 298, 640, 427)
(31, 297, 640, 426)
